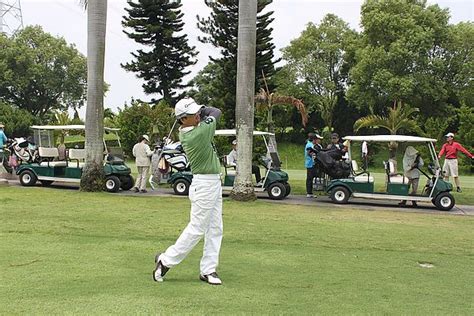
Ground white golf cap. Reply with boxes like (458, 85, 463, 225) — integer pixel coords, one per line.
(175, 97, 203, 119)
(0, 122, 4, 128)
(445, 132, 454, 138)
(315, 134, 323, 139)
(232, 139, 237, 145)
(143, 134, 150, 142)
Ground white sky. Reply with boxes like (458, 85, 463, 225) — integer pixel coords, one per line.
(17, 0, 474, 116)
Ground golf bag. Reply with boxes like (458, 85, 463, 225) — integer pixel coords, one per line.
(313, 148, 350, 179)
(9, 138, 37, 163)
(149, 140, 189, 190)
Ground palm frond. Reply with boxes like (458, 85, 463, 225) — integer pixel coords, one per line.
(271, 95, 308, 127)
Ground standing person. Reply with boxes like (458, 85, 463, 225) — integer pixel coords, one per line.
(327, 132, 343, 151)
(438, 132, 473, 193)
(0, 123, 7, 162)
(132, 135, 153, 193)
(399, 146, 424, 207)
(305, 133, 323, 198)
(0, 123, 8, 173)
(227, 139, 262, 185)
(153, 97, 223, 285)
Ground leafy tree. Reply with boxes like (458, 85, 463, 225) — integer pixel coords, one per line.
(0, 26, 87, 120)
(0, 102, 35, 137)
(280, 14, 355, 131)
(116, 100, 174, 155)
(122, 0, 197, 105)
(442, 22, 474, 107)
(347, 0, 452, 116)
(188, 62, 226, 113)
(197, 0, 278, 127)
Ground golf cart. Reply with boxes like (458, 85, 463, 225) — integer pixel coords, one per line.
(15, 125, 133, 192)
(326, 135, 455, 211)
(166, 129, 291, 200)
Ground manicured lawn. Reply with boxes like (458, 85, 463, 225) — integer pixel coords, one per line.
(1, 187, 473, 314)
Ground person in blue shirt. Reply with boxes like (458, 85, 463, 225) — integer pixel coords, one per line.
(305, 133, 323, 197)
(0, 123, 8, 161)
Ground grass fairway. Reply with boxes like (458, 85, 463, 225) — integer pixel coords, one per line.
(1, 187, 473, 314)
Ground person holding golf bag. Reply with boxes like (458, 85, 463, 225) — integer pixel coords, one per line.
(153, 97, 223, 285)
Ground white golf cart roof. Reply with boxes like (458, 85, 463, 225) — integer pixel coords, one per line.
(344, 135, 436, 143)
(31, 125, 120, 132)
(215, 129, 274, 136)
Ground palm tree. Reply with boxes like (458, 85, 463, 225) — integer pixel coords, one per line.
(255, 71, 308, 150)
(354, 101, 422, 157)
(230, 0, 258, 202)
(80, 0, 108, 191)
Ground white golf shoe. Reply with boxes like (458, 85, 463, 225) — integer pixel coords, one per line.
(152, 253, 170, 282)
(199, 272, 222, 285)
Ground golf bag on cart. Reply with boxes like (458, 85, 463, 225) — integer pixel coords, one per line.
(2, 138, 38, 173)
(313, 148, 351, 180)
(149, 140, 189, 190)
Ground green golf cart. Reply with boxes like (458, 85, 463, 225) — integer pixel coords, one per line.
(15, 125, 133, 193)
(168, 129, 291, 200)
(326, 135, 455, 211)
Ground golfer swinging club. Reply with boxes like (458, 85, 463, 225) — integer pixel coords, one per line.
(153, 97, 223, 285)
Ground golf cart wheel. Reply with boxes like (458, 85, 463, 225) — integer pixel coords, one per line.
(120, 175, 134, 191)
(434, 192, 455, 211)
(330, 186, 350, 204)
(267, 182, 287, 200)
(105, 175, 121, 193)
(19, 170, 37, 187)
(173, 179, 190, 196)
(283, 182, 291, 197)
(40, 180, 54, 186)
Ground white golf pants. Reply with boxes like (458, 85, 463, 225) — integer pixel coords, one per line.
(161, 174, 223, 275)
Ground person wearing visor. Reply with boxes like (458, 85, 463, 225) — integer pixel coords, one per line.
(153, 97, 224, 285)
(438, 132, 473, 193)
(305, 133, 323, 198)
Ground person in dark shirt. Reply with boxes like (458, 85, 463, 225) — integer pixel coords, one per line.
(327, 132, 343, 151)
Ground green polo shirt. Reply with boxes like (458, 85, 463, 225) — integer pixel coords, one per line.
(179, 117, 220, 174)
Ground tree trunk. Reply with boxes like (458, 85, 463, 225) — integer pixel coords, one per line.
(230, 0, 257, 201)
(80, 0, 107, 191)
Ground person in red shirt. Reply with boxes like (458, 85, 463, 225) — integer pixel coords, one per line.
(438, 132, 473, 193)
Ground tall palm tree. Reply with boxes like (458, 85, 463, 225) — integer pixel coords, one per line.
(354, 101, 422, 157)
(80, 0, 108, 191)
(230, 0, 258, 202)
(255, 71, 308, 150)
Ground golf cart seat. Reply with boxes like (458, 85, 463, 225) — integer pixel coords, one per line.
(222, 155, 236, 175)
(353, 174, 374, 183)
(69, 148, 86, 168)
(38, 147, 67, 167)
(384, 160, 408, 184)
(350, 160, 374, 182)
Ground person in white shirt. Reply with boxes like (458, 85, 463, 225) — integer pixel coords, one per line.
(227, 140, 262, 185)
(132, 134, 153, 193)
